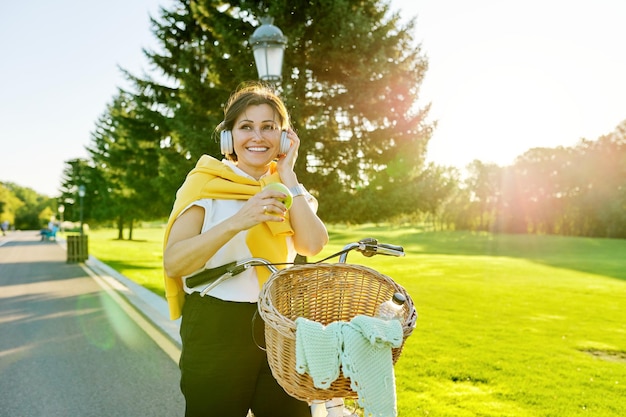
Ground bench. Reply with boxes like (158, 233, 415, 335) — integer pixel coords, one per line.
(40, 227, 58, 241)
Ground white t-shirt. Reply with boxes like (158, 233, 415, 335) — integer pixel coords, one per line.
(180, 162, 298, 302)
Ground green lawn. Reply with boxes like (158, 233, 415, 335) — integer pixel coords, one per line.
(86, 225, 626, 416)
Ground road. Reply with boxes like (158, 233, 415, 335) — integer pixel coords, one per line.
(0, 232, 184, 417)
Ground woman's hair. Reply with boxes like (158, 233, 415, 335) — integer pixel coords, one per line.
(217, 82, 290, 161)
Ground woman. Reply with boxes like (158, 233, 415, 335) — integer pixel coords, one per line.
(163, 83, 328, 417)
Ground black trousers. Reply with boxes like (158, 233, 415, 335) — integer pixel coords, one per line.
(179, 293, 310, 417)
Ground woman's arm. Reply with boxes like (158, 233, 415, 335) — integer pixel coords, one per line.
(285, 187, 329, 257)
(164, 190, 288, 277)
(276, 129, 329, 257)
(163, 205, 240, 278)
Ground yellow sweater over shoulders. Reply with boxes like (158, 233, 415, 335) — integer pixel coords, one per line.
(163, 155, 293, 320)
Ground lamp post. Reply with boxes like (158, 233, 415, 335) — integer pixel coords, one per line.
(78, 185, 85, 236)
(58, 204, 65, 232)
(249, 16, 287, 82)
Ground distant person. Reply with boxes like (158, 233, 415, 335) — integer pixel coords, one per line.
(39, 221, 58, 241)
(163, 83, 328, 417)
(1, 220, 8, 236)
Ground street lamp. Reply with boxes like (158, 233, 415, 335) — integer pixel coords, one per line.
(58, 204, 65, 232)
(78, 185, 85, 236)
(249, 16, 287, 82)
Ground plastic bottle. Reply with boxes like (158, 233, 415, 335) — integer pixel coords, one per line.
(310, 398, 349, 417)
(325, 397, 344, 417)
(310, 401, 326, 417)
(376, 292, 406, 320)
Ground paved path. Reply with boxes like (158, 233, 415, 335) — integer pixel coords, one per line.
(0, 231, 184, 417)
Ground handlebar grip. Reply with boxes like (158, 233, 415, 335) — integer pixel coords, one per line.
(186, 261, 237, 288)
(379, 243, 404, 253)
(377, 243, 405, 256)
(336, 239, 406, 263)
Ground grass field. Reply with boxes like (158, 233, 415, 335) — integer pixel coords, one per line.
(86, 225, 626, 416)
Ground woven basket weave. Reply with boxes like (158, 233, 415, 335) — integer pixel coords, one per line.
(257, 263, 417, 402)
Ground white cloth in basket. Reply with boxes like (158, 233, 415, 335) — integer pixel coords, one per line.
(295, 315, 403, 417)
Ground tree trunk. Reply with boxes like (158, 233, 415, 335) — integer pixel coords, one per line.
(117, 216, 124, 240)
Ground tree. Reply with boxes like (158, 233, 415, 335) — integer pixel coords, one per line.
(113, 0, 432, 222)
(0, 183, 24, 228)
(86, 93, 166, 239)
(464, 160, 502, 231)
(58, 159, 93, 229)
(2, 182, 53, 230)
(574, 128, 626, 237)
(415, 163, 460, 230)
(479, 120, 626, 238)
(123, 0, 239, 203)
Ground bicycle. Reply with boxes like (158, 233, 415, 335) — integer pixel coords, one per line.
(188, 237, 417, 417)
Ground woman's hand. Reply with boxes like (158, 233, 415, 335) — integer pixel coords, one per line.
(164, 187, 289, 278)
(276, 128, 299, 179)
(230, 188, 288, 230)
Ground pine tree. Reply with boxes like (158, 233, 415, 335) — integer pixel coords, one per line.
(58, 158, 93, 229)
(85, 92, 164, 238)
(115, 0, 432, 221)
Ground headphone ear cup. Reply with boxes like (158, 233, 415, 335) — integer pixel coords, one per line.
(220, 130, 233, 155)
(280, 131, 290, 154)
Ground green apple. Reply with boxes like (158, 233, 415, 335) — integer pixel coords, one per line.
(263, 182, 293, 210)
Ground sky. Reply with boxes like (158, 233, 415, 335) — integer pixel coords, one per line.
(1, 0, 625, 197)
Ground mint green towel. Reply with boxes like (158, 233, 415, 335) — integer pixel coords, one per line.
(294, 318, 343, 388)
(342, 315, 403, 417)
(295, 315, 403, 417)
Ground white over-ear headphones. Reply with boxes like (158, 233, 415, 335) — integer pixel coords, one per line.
(220, 130, 290, 156)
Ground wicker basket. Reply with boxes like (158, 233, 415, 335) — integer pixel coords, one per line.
(257, 263, 417, 402)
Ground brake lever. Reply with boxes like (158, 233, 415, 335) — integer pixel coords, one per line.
(358, 237, 379, 257)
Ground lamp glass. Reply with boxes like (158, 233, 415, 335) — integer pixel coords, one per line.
(253, 44, 284, 81)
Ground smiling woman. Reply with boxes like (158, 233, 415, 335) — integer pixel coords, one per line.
(162, 82, 328, 417)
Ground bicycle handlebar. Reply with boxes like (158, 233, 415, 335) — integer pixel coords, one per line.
(337, 237, 404, 262)
(187, 237, 405, 294)
(186, 258, 279, 290)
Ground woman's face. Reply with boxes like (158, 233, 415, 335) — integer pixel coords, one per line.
(232, 103, 282, 178)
